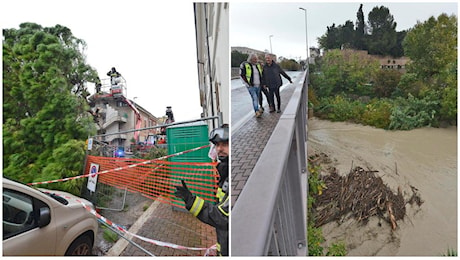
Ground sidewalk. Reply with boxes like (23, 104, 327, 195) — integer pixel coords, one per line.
(108, 200, 216, 256)
(231, 83, 298, 207)
(108, 82, 299, 256)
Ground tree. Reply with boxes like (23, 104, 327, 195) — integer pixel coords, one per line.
(373, 69, 402, 98)
(231, 50, 248, 67)
(403, 14, 457, 79)
(366, 6, 398, 55)
(312, 49, 379, 97)
(403, 13, 457, 123)
(279, 59, 301, 71)
(341, 21, 355, 48)
(354, 4, 366, 50)
(3, 23, 98, 193)
(318, 24, 341, 50)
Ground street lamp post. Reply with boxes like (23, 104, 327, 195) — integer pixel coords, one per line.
(299, 7, 308, 66)
(269, 35, 274, 54)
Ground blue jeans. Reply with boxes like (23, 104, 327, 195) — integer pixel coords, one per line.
(247, 85, 261, 112)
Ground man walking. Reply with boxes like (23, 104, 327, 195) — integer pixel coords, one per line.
(240, 54, 263, 118)
(262, 54, 292, 113)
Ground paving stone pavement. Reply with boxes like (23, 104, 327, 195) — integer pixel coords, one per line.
(231, 83, 297, 208)
(120, 202, 216, 256)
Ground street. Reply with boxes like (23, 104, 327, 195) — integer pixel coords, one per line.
(231, 71, 302, 132)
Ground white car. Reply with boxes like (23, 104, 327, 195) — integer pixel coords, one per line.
(3, 177, 98, 256)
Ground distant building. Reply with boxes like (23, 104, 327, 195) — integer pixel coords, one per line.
(322, 48, 410, 73)
(376, 56, 410, 73)
(231, 46, 277, 61)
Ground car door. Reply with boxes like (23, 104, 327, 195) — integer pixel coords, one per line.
(3, 188, 57, 256)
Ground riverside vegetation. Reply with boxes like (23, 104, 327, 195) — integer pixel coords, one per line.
(306, 6, 456, 256)
(310, 12, 457, 130)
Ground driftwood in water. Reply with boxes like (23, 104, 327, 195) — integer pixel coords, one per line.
(312, 163, 422, 231)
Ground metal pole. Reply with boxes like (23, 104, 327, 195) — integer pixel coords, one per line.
(99, 220, 155, 256)
(299, 7, 308, 66)
(269, 35, 273, 54)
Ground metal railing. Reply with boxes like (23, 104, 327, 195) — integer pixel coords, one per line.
(231, 70, 308, 256)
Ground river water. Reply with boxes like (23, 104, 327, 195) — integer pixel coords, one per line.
(307, 118, 457, 256)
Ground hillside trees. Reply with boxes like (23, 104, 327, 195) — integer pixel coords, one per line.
(231, 50, 248, 67)
(318, 4, 404, 57)
(312, 13, 457, 129)
(3, 23, 98, 193)
(403, 13, 457, 123)
(311, 49, 379, 97)
(366, 6, 398, 55)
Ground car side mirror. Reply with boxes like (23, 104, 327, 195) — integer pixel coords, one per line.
(38, 207, 51, 228)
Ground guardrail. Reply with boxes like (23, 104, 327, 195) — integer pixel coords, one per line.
(231, 70, 308, 256)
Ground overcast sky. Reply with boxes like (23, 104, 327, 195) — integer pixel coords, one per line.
(1, 0, 202, 121)
(2, 1, 458, 121)
(230, 1, 458, 60)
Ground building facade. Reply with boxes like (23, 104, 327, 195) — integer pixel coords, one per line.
(194, 3, 229, 129)
(88, 79, 158, 153)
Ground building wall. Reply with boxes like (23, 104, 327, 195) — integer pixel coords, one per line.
(91, 95, 158, 149)
(195, 3, 229, 129)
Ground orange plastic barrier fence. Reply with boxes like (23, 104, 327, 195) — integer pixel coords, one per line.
(85, 155, 219, 208)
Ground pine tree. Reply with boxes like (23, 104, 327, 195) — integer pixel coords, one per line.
(3, 22, 98, 193)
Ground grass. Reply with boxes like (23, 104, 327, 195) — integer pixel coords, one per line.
(102, 225, 119, 243)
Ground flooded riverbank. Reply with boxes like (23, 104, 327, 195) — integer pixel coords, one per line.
(307, 118, 457, 256)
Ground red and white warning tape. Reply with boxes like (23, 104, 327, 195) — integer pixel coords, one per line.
(45, 192, 216, 256)
(28, 144, 211, 186)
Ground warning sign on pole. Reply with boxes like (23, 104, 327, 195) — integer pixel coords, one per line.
(87, 163, 99, 192)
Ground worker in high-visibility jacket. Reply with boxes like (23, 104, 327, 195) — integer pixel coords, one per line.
(175, 125, 229, 256)
(240, 53, 264, 118)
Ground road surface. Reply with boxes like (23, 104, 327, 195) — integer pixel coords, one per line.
(231, 71, 302, 132)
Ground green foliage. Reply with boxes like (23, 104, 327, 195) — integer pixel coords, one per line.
(326, 242, 347, 256)
(307, 225, 325, 256)
(312, 12, 457, 129)
(3, 22, 97, 194)
(279, 59, 301, 71)
(403, 14, 457, 79)
(442, 248, 457, 256)
(362, 99, 392, 129)
(389, 94, 440, 130)
(394, 72, 426, 98)
(313, 49, 379, 97)
(366, 6, 398, 56)
(318, 4, 404, 57)
(316, 95, 365, 123)
(231, 50, 248, 67)
(440, 86, 457, 123)
(373, 69, 402, 98)
(102, 225, 119, 243)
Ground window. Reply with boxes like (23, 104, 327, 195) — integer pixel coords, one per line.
(3, 189, 47, 239)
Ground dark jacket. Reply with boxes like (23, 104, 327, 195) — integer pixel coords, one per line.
(186, 157, 229, 256)
(262, 61, 291, 89)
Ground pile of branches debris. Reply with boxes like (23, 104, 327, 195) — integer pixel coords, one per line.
(312, 164, 423, 231)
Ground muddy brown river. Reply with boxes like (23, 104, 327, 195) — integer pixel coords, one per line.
(307, 118, 457, 256)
